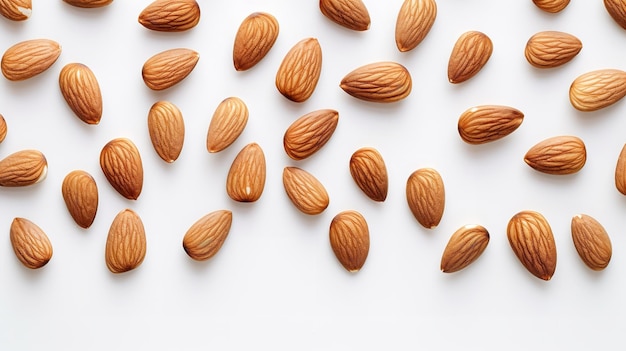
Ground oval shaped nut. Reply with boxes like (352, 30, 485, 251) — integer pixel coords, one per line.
(569, 69, 626, 112)
(507, 211, 557, 281)
(142, 48, 199, 91)
(1, 39, 61, 81)
(441, 224, 490, 273)
(226, 142, 266, 202)
(320, 0, 370, 31)
(605, 0, 626, 30)
(62, 170, 98, 229)
(206, 97, 248, 153)
(100, 138, 143, 200)
(0, 0, 31, 20)
(524, 135, 586, 175)
(63, 0, 113, 8)
(524, 31, 582, 69)
(340, 61, 412, 103)
(329, 210, 369, 272)
(10, 217, 53, 269)
(395, 0, 437, 52)
(533, 0, 570, 13)
(571, 214, 612, 271)
(448, 31, 493, 84)
(283, 109, 339, 160)
(0, 149, 47, 187)
(283, 167, 329, 215)
(458, 105, 524, 144)
(59, 63, 103, 125)
(138, 0, 200, 32)
(105, 209, 146, 274)
(615, 144, 626, 195)
(275, 37, 322, 103)
(349, 147, 388, 202)
(233, 12, 279, 71)
(406, 168, 445, 229)
(148, 101, 185, 163)
(0, 114, 7, 143)
(183, 210, 233, 261)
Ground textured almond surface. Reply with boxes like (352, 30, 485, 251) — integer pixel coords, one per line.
(233, 12, 279, 71)
(62, 170, 98, 229)
(329, 210, 369, 272)
(395, 0, 437, 52)
(226, 142, 266, 202)
(1, 39, 61, 81)
(320, 0, 370, 31)
(0, 0, 31, 20)
(448, 31, 493, 84)
(507, 211, 557, 281)
(148, 101, 185, 163)
(183, 210, 233, 261)
(525, 31, 582, 68)
(275, 37, 322, 102)
(283, 109, 339, 160)
(63, 0, 113, 8)
(605, 0, 626, 29)
(571, 214, 612, 271)
(406, 168, 445, 229)
(105, 209, 146, 274)
(615, 144, 626, 195)
(533, 0, 570, 13)
(206, 97, 248, 153)
(441, 224, 490, 273)
(59, 63, 103, 125)
(99, 138, 143, 200)
(10, 217, 52, 269)
(0, 149, 47, 187)
(458, 105, 524, 144)
(0, 114, 7, 144)
(349, 147, 388, 202)
(282, 167, 329, 215)
(524, 135, 586, 175)
(138, 0, 200, 32)
(569, 69, 626, 112)
(142, 48, 199, 91)
(340, 61, 412, 102)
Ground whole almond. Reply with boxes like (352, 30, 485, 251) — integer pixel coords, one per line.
(283, 109, 339, 160)
(100, 138, 143, 200)
(571, 214, 612, 271)
(63, 0, 113, 8)
(448, 31, 493, 84)
(105, 209, 146, 274)
(226, 142, 266, 202)
(147, 101, 185, 163)
(320, 0, 370, 31)
(329, 210, 369, 272)
(206, 97, 248, 153)
(340, 61, 412, 103)
(1, 39, 61, 81)
(59, 63, 103, 125)
(533, 0, 570, 13)
(458, 105, 524, 144)
(183, 210, 233, 261)
(440, 224, 490, 273)
(569, 69, 626, 112)
(142, 48, 199, 91)
(275, 37, 322, 103)
(395, 0, 437, 52)
(615, 144, 626, 195)
(349, 147, 388, 202)
(283, 167, 329, 215)
(0, 149, 47, 187)
(138, 0, 200, 32)
(62, 170, 98, 229)
(507, 211, 557, 281)
(524, 135, 586, 175)
(0, 0, 31, 20)
(605, 0, 626, 30)
(233, 12, 279, 71)
(525, 31, 582, 68)
(406, 168, 445, 229)
(0, 114, 7, 143)
(10, 217, 52, 269)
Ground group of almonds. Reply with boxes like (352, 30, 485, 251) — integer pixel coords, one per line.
(0, 0, 624, 280)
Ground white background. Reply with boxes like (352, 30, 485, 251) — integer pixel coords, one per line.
(1, 0, 626, 350)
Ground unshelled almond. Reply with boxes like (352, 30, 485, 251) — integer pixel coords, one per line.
(533, 0, 570, 13)
(320, 0, 370, 31)
(441, 224, 490, 273)
(283, 109, 339, 160)
(349, 147, 388, 202)
(0, 114, 7, 143)
(615, 144, 626, 195)
(142, 48, 199, 91)
(10, 217, 52, 269)
(138, 0, 200, 32)
(226, 142, 266, 202)
(0, 149, 47, 187)
(105, 209, 146, 274)
(569, 69, 626, 112)
(395, 0, 437, 52)
(524, 135, 586, 175)
(233, 12, 279, 71)
(458, 105, 524, 144)
(605, 0, 626, 30)
(62, 170, 98, 229)
(206, 97, 248, 153)
(329, 210, 369, 272)
(406, 168, 445, 229)
(507, 211, 557, 281)
(0, 0, 31, 20)
(283, 167, 329, 215)
(275, 38, 322, 102)
(183, 210, 233, 261)
(63, 0, 113, 8)
(571, 214, 612, 271)
(59, 63, 103, 125)
(340, 61, 412, 102)
(1, 39, 61, 81)
(525, 31, 582, 68)
(448, 31, 493, 84)
(147, 101, 185, 163)
(100, 138, 143, 200)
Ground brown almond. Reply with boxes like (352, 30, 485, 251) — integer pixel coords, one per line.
(183, 210, 233, 261)
(448, 31, 493, 84)
(524, 135, 586, 175)
(571, 214, 612, 271)
(349, 147, 388, 202)
(0, 114, 7, 143)
(105, 209, 146, 274)
(458, 105, 524, 144)
(533, 0, 570, 13)
(525, 31, 582, 69)
(10, 217, 52, 269)
(283, 109, 339, 160)
(1, 39, 61, 81)
(138, 0, 200, 32)
(340, 61, 412, 103)
(395, 0, 437, 52)
(329, 210, 369, 272)
(147, 101, 185, 163)
(320, 0, 370, 31)
(440, 224, 490, 273)
(275, 37, 322, 102)
(99, 138, 143, 200)
(0, 0, 31, 20)
(0, 149, 47, 187)
(63, 0, 113, 8)
(615, 144, 626, 195)
(226, 142, 266, 202)
(206, 97, 248, 153)
(406, 168, 445, 229)
(59, 63, 103, 125)
(605, 0, 626, 30)
(142, 48, 199, 91)
(569, 69, 626, 112)
(282, 167, 329, 215)
(507, 211, 557, 281)
(233, 12, 279, 71)
(62, 170, 98, 229)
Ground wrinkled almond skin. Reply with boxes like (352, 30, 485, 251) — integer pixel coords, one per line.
(569, 69, 626, 112)
(605, 0, 626, 30)
(63, 0, 113, 8)
(226, 142, 266, 202)
(533, 0, 570, 13)
(525, 31, 582, 68)
(0, 114, 7, 143)
(329, 210, 369, 272)
(283, 109, 339, 160)
(441, 224, 490, 273)
(147, 101, 185, 163)
(59, 63, 103, 125)
(406, 168, 445, 229)
(524, 135, 586, 175)
(448, 31, 493, 84)
(10, 218, 53, 269)
(1, 39, 61, 81)
(340, 61, 412, 103)
(0, 149, 47, 187)
(615, 144, 626, 195)
(62, 170, 98, 229)
(183, 210, 233, 261)
(458, 105, 524, 144)
(571, 214, 612, 271)
(283, 167, 329, 215)
(395, 0, 437, 52)
(233, 12, 279, 71)
(142, 48, 199, 91)
(275, 38, 322, 102)
(507, 211, 557, 281)
(320, 0, 370, 31)
(138, 0, 200, 32)
(100, 138, 143, 200)
(105, 209, 146, 274)
(349, 147, 388, 202)
(0, 0, 31, 20)
(206, 97, 248, 153)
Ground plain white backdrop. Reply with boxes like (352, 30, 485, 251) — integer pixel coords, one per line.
(1, 0, 626, 350)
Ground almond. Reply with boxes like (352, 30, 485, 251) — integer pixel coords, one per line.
(59, 63, 103, 125)
(0, 0, 31, 20)
(395, 0, 437, 52)
(569, 69, 626, 112)
(183, 210, 233, 261)
(524, 135, 586, 175)
(440, 224, 490, 273)
(206, 97, 248, 153)
(406, 168, 445, 229)
(605, 0, 626, 30)
(99, 138, 143, 200)
(275, 37, 322, 102)
(147, 101, 185, 163)
(533, 0, 570, 13)
(0, 114, 7, 143)
(448, 31, 493, 84)
(524, 31, 582, 68)
(283, 109, 339, 160)
(10, 217, 53, 269)
(329, 210, 369, 272)
(63, 0, 113, 8)
(282, 167, 329, 215)
(233, 12, 279, 71)
(62, 170, 98, 229)
(507, 211, 557, 281)
(105, 209, 146, 274)
(319, 0, 370, 31)
(1, 39, 61, 81)
(615, 144, 626, 195)
(571, 214, 612, 271)
(349, 147, 388, 202)
(458, 105, 524, 144)
(138, 0, 200, 32)
(142, 48, 199, 91)
(226, 142, 266, 202)
(0, 149, 47, 187)
(340, 61, 412, 102)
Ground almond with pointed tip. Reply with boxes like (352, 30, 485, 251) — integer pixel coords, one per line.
(524, 135, 586, 175)
(605, 0, 626, 29)
(0, 149, 47, 187)
(349, 147, 388, 202)
(59, 63, 103, 125)
(283, 109, 339, 160)
(233, 12, 279, 71)
(100, 138, 143, 200)
(448, 31, 492, 84)
(148, 101, 185, 163)
(206, 97, 248, 153)
(283, 167, 329, 215)
(226, 142, 266, 202)
(183, 210, 233, 261)
(406, 168, 445, 229)
(10, 217, 52, 269)
(569, 69, 626, 112)
(142, 48, 199, 91)
(0, 0, 31, 20)
(1, 39, 61, 81)
(507, 211, 557, 281)
(615, 144, 626, 195)
(525, 31, 582, 68)
(275, 38, 322, 102)
(319, 0, 370, 31)
(571, 214, 612, 271)
(458, 105, 524, 144)
(533, 0, 570, 13)
(138, 0, 200, 32)
(395, 0, 436, 52)
(63, 0, 113, 8)
(0, 114, 7, 143)
(340, 61, 412, 102)
(62, 170, 98, 229)
(329, 210, 369, 272)
(105, 209, 146, 274)
(441, 224, 490, 273)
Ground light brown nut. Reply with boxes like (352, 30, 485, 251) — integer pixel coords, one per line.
(615, 144, 626, 195)
(571, 214, 612, 271)
(533, 0, 570, 13)
(605, 0, 626, 30)
(63, 0, 113, 8)
(448, 31, 493, 84)
(0, 0, 31, 20)
(59, 63, 103, 125)
(233, 12, 279, 71)
(183, 210, 232, 261)
(440, 224, 490, 273)
(142, 48, 199, 91)
(406, 168, 444, 229)
(395, 0, 436, 52)
(569, 69, 626, 112)
(105, 209, 146, 274)
(458, 105, 524, 144)
(226, 142, 266, 202)
(282, 167, 329, 215)
(62, 170, 98, 229)
(206, 97, 248, 153)
(507, 210, 557, 281)
(340, 61, 412, 103)
(1, 39, 61, 81)
(283, 109, 339, 160)
(0, 149, 47, 187)
(275, 38, 322, 102)
(524, 31, 582, 69)
(0, 114, 7, 143)
(10, 217, 53, 269)
(138, 0, 200, 32)
(349, 147, 388, 202)
(147, 101, 185, 163)
(99, 138, 143, 200)
(329, 210, 369, 272)
(319, 0, 370, 31)
(524, 135, 586, 175)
